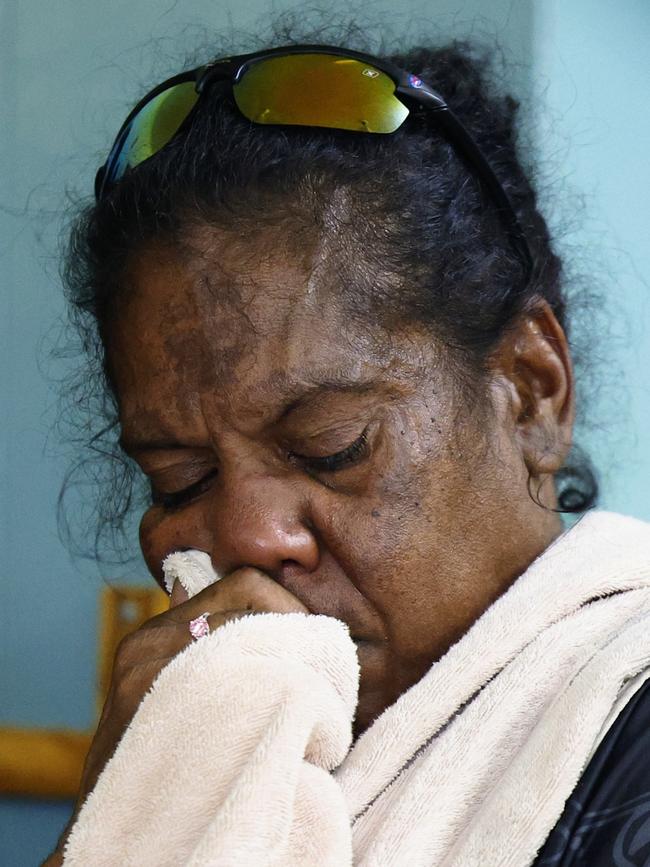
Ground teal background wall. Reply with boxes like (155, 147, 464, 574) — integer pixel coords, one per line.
(531, 0, 650, 521)
(0, 1, 647, 864)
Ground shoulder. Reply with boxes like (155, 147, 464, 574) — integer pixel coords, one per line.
(534, 673, 650, 866)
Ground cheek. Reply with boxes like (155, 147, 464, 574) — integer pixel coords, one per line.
(337, 421, 487, 609)
(318, 449, 434, 602)
(138, 505, 211, 588)
(138, 507, 170, 586)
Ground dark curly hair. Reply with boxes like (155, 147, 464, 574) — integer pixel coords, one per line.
(59, 30, 598, 561)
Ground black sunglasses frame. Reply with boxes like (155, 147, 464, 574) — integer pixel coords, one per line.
(95, 44, 533, 281)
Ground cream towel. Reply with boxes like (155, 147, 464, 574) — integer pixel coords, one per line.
(63, 510, 650, 866)
(161, 550, 221, 596)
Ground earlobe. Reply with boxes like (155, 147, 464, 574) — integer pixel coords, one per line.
(492, 299, 575, 478)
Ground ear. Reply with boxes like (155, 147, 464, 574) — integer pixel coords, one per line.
(489, 299, 575, 479)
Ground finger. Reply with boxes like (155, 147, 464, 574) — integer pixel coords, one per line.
(168, 566, 310, 623)
(185, 603, 297, 644)
(186, 609, 246, 641)
(169, 579, 189, 608)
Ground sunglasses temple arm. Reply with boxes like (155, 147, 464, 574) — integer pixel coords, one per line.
(429, 105, 535, 283)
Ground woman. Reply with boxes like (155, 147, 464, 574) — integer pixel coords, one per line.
(47, 40, 650, 866)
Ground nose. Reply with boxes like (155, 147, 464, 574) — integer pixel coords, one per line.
(207, 468, 320, 581)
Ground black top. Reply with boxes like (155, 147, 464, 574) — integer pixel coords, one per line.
(533, 677, 650, 866)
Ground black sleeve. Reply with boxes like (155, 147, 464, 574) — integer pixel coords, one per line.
(533, 676, 650, 867)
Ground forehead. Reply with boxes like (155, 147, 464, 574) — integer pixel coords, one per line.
(108, 230, 424, 432)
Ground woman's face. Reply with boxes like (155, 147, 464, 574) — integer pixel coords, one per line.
(110, 225, 571, 735)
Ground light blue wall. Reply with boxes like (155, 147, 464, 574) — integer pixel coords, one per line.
(1, 1, 647, 864)
(530, 0, 650, 521)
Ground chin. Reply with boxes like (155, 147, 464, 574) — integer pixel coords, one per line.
(352, 682, 390, 740)
(351, 645, 433, 740)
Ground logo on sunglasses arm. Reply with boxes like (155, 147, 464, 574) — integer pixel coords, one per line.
(362, 68, 380, 78)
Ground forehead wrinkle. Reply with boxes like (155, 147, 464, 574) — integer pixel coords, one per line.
(189, 253, 338, 400)
(186, 273, 260, 394)
(303, 188, 353, 301)
(165, 224, 410, 427)
(195, 359, 385, 437)
(118, 403, 193, 448)
(179, 215, 371, 377)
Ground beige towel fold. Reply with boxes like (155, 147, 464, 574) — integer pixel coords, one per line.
(64, 511, 650, 866)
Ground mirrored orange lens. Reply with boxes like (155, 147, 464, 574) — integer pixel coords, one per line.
(233, 54, 409, 134)
(108, 81, 198, 181)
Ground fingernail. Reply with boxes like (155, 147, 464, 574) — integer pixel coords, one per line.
(169, 579, 190, 608)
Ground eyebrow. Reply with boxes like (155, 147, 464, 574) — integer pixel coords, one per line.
(120, 369, 383, 454)
(119, 437, 190, 455)
(265, 373, 379, 424)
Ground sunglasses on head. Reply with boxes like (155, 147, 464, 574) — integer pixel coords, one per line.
(95, 44, 533, 280)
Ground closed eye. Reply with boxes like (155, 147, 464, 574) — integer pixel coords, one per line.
(151, 469, 218, 510)
(149, 427, 370, 508)
(290, 428, 369, 473)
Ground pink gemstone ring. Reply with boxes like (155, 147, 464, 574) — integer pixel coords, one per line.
(188, 612, 211, 641)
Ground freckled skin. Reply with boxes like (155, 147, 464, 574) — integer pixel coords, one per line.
(109, 226, 575, 738)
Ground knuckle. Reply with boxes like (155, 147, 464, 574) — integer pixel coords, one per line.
(113, 632, 138, 669)
(113, 623, 166, 670)
(219, 568, 274, 603)
(112, 666, 138, 703)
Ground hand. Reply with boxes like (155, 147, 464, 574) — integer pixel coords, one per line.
(45, 567, 308, 863)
